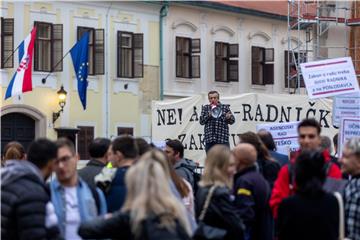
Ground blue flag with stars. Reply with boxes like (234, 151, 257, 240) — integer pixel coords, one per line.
(70, 32, 89, 110)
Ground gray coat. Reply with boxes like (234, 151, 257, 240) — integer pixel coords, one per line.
(78, 159, 106, 189)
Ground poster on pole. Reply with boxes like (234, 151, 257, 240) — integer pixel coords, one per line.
(256, 121, 300, 155)
(332, 92, 360, 127)
(339, 117, 360, 157)
(300, 57, 360, 99)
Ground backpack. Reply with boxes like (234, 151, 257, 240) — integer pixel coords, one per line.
(180, 163, 201, 195)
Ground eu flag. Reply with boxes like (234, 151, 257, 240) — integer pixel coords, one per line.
(70, 32, 89, 110)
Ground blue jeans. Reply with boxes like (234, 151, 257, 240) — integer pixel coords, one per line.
(205, 142, 230, 153)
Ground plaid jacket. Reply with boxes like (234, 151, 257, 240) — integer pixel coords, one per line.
(344, 176, 360, 240)
(199, 103, 235, 144)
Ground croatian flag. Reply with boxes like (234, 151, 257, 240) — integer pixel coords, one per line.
(5, 27, 37, 100)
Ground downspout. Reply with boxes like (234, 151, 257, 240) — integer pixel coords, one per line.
(159, 2, 169, 100)
(105, 3, 112, 138)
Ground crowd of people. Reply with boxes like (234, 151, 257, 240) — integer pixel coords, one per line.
(1, 117, 360, 240)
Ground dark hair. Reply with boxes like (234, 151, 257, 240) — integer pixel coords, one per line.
(27, 138, 57, 169)
(333, 133, 338, 148)
(56, 138, 76, 155)
(3, 141, 26, 160)
(165, 139, 184, 158)
(112, 136, 139, 159)
(89, 138, 111, 158)
(208, 90, 219, 98)
(135, 138, 151, 155)
(257, 130, 277, 151)
(320, 136, 332, 153)
(298, 118, 321, 135)
(295, 150, 326, 197)
(239, 132, 273, 161)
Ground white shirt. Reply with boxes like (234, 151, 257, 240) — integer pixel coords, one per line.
(64, 187, 81, 240)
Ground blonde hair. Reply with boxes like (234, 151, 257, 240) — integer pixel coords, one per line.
(3, 141, 26, 161)
(122, 150, 191, 237)
(200, 145, 233, 188)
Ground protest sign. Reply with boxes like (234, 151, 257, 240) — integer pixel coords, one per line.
(152, 93, 336, 165)
(339, 117, 360, 157)
(332, 92, 360, 127)
(256, 121, 300, 155)
(300, 57, 360, 99)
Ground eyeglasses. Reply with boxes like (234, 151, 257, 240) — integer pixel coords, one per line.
(55, 155, 73, 165)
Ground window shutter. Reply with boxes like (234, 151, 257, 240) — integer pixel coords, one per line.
(176, 37, 182, 77)
(284, 51, 289, 88)
(52, 24, 63, 72)
(229, 44, 238, 58)
(94, 29, 104, 75)
(133, 33, 143, 78)
(191, 39, 201, 53)
(1, 18, 14, 68)
(228, 60, 238, 82)
(191, 55, 200, 78)
(264, 63, 274, 84)
(265, 48, 274, 62)
(215, 42, 222, 81)
(77, 126, 94, 160)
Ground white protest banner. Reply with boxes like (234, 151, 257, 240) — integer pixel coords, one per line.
(339, 117, 360, 157)
(256, 121, 300, 155)
(332, 92, 360, 127)
(300, 57, 360, 99)
(152, 93, 336, 165)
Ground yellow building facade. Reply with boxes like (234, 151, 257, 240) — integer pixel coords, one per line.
(0, 2, 160, 159)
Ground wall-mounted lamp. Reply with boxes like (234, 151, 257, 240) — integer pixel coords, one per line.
(53, 85, 67, 124)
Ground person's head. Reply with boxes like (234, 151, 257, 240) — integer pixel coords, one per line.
(297, 118, 321, 150)
(88, 138, 111, 163)
(333, 133, 339, 153)
(208, 90, 220, 105)
(340, 138, 360, 176)
(54, 138, 79, 186)
(200, 145, 235, 188)
(233, 143, 258, 172)
(295, 150, 326, 197)
(257, 129, 277, 151)
(165, 139, 184, 165)
(239, 131, 272, 161)
(135, 137, 151, 156)
(320, 136, 332, 154)
(27, 138, 57, 180)
(3, 141, 26, 161)
(122, 153, 191, 237)
(109, 136, 139, 167)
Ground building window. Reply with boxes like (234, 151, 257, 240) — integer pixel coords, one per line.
(284, 50, 306, 88)
(176, 37, 200, 78)
(77, 126, 94, 160)
(251, 46, 274, 85)
(77, 26, 104, 75)
(215, 42, 238, 82)
(34, 21, 63, 72)
(117, 127, 134, 136)
(1, 18, 14, 69)
(117, 31, 143, 78)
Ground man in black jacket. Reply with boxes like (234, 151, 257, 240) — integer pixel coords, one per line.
(1, 138, 60, 240)
(78, 137, 111, 188)
(233, 143, 273, 240)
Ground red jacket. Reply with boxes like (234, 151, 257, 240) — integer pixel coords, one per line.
(269, 149, 342, 219)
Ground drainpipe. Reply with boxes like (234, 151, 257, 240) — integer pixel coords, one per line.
(159, 2, 169, 100)
(105, 3, 112, 138)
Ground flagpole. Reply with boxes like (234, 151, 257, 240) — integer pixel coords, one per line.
(2, 44, 21, 67)
(41, 50, 71, 84)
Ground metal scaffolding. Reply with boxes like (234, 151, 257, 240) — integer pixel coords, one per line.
(287, 0, 360, 94)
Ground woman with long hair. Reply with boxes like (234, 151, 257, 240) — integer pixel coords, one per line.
(195, 145, 245, 240)
(277, 150, 339, 240)
(1, 141, 26, 166)
(239, 132, 280, 188)
(79, 150, 192, 240)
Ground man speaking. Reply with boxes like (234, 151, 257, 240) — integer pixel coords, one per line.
(200, 91, 235, 153)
